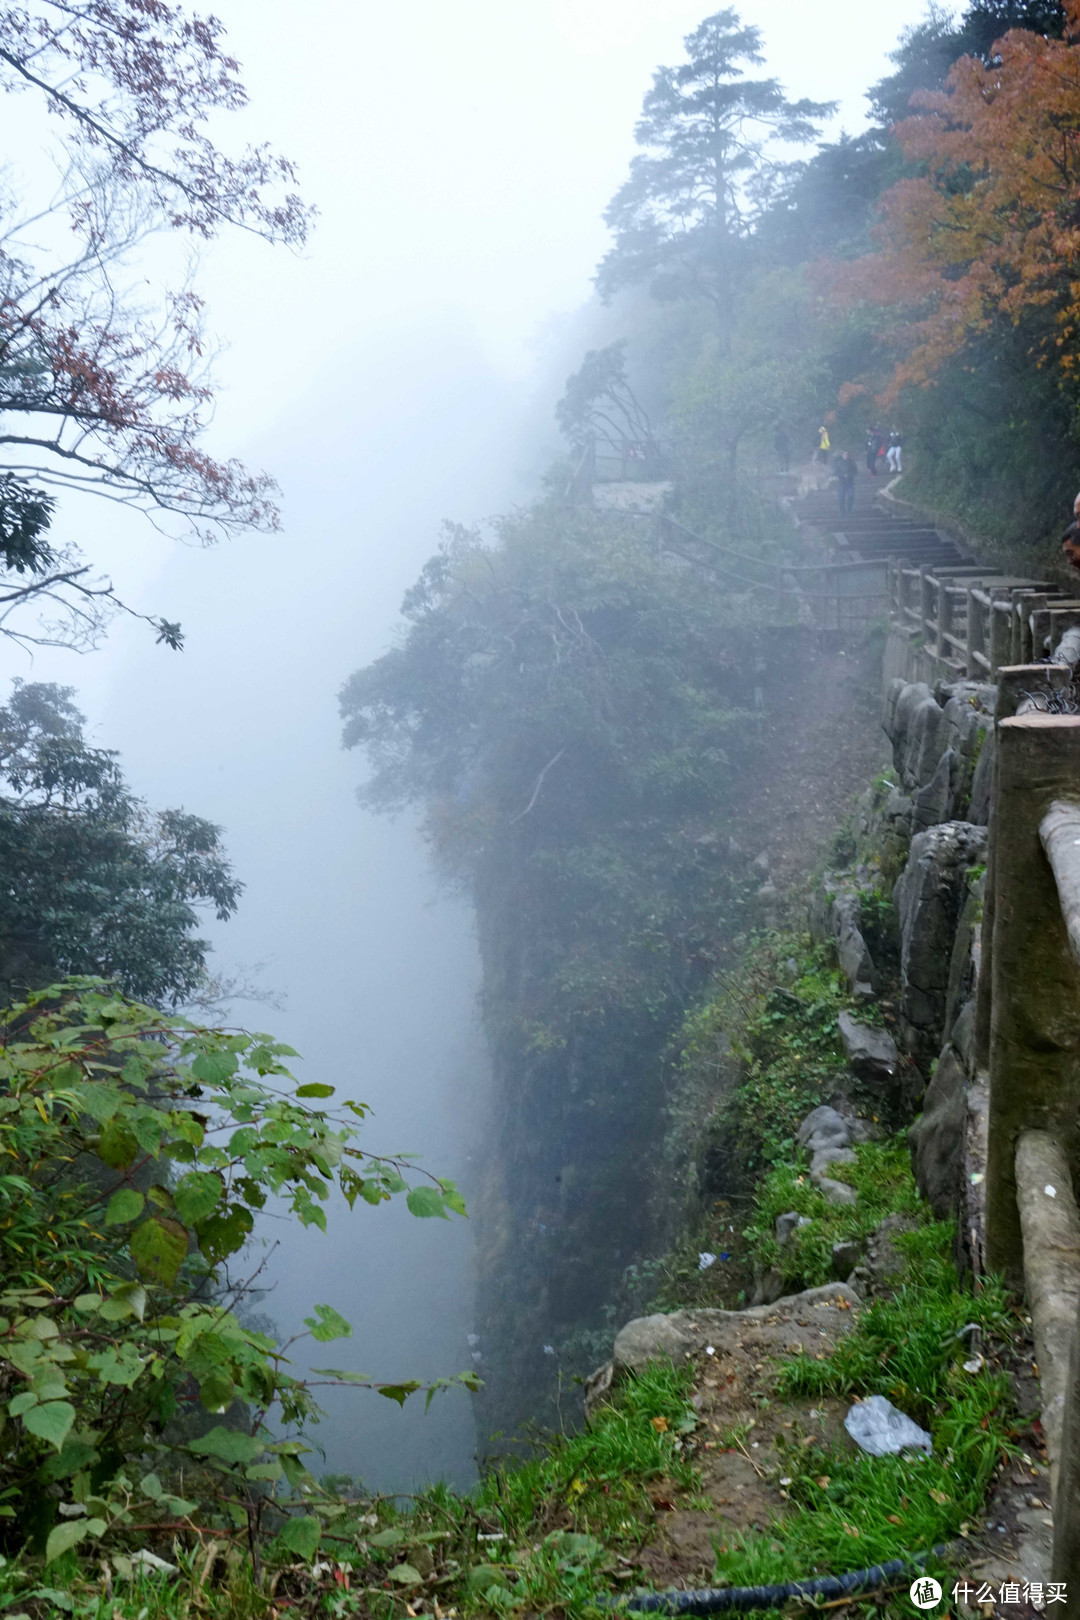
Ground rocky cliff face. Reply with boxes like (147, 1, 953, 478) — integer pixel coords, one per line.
(810, 673, 996, 1238)
(470, 632, 890, 1452)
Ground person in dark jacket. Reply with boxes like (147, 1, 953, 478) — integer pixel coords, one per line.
(835, 449, 857, 514)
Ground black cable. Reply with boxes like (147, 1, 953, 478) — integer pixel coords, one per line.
(602, 1546, 947, 1614)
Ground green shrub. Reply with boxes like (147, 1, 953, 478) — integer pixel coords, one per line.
(0, 980, 473, 1568)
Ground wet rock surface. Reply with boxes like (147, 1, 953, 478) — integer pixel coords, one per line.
(894, 819, 987, 1062)
(837, 1010, 900, 1085)
(909, 1041, 968, 1219)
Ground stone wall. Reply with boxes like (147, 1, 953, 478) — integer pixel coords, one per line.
(810, 671, 998, 1232)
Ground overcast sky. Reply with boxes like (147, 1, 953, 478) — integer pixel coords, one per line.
(5, 0, 941, 1490)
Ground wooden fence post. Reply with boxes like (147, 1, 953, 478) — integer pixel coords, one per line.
(974, 667, 1070, 1074)
(989, 600, 1011, 676)
(936, 575, 951, 662)
(919, 566, 934, 639)
(967, 586, 985, 678)
(985, 713, 1080, 1285)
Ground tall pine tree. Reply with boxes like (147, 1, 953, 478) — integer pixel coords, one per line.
(597, 9, 832, 312)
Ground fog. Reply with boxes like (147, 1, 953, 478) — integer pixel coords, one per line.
(3, 0, 935, 1490)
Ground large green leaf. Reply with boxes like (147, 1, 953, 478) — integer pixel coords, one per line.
(196, 1371, 235, 1411)
(45, 1516, 105, 1564)
(377, 1381, 421, 1406)
(173, 1169, 224, 1226)
(96, 1117, 139, 1170)
(295, 1082, 334, 1098)
(405, 1184, 451, 1219)
(437, 1178, 467, 1216)
(130, 1216, 188, 1287)
(367, 1527, 406, 1547)
(195, 1205, 253, 1263)
(99, 1282, 146, 1323)
(187, 1426, 262, 1464)
(104, 1187, 144, 1225)
(302, 1303, 352, 1343)
(278, 1513, 321, 1560)
(22, 1400, 75, 1451)
(190, 1050, 237, 1086)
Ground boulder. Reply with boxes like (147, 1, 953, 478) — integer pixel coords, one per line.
(912, 747, 962, 832)
(885, 681, 935, 788)
(832, 1238, 862, 1277)
(934, 679, 997, 716)
(909, 1042, 967, 1219)
(944, 882, 983, 1046)
(893, 820, 988, 1063)
(808, 879, 876, 996)
(749, 1266, 785, 1306)
(881, 677, 907, 744)
(850, 1213, 920, 1298)
(833, 895, 876, 997)
(882, 678, 994, 830)
(797, 1105, 851, 1151)
(775, 1211, 812, 1246)
(910, 695, 951, 792)
(951, 998, 976, 1067)
(810, 1145, 857, 1178)
(601, 1283, 862, 1383)
(837, 1012, 900, 1087)
(813, 1174, 858, 1206)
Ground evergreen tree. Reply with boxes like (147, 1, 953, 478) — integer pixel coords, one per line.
(0, 681, 240, 1005)
(868, 1, 1065, 125)
(596, 9, 832, 311)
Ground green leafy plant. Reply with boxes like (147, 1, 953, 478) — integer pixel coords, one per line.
(0, 979, 475, 1566)
(743, 1142, 924, 1289)
(712, 1227, 1018, 1587)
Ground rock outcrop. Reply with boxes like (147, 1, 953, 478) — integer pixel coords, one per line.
(882, 676, 994, 827)
(837, 1012, 899, 1088)
(908, 1042, 968, 1219)
(894, 819, 987, 1063)
(808, 875, 875, 997)
(585, 1283, 862, 1421)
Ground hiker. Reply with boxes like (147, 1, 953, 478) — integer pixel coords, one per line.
(834, 449, 857, 515)
(816, 424, 831, 463)
(866, 426, 882, 476)
(887, 428, 903, 473)
(774, 426, 791, 472)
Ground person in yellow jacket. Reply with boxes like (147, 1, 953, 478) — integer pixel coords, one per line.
(816, 424, 831, 463)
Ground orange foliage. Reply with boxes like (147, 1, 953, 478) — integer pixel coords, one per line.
(837, 3, 1080, 394)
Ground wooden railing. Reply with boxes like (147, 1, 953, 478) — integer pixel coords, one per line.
(962, 673, 1080, 1583)
(656, 515, 888, 634)
(887, 561, 1080, 677)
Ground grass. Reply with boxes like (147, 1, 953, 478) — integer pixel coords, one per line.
(711, 1225, 1019, 1594)
(0, 1361, 703, 1620)
(743, 1140, 925, 1290)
